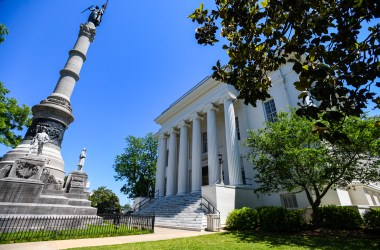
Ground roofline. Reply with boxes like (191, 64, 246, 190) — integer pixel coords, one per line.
(154, 75, 212, 120)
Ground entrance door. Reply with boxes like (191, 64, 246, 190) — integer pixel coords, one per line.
(202, 166, 209, 186)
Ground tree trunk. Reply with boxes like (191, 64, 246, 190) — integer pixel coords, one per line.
(311, 199, 321, 226)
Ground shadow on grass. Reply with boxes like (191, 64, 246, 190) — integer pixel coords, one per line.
(221, 230, 380, 250)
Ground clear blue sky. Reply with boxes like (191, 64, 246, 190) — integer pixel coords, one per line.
(0, 0, 226, 206)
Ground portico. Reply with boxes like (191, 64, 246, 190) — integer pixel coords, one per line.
(154, 77, 244, 197)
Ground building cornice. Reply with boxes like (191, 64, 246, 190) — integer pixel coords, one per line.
(155, 75, 221, 124)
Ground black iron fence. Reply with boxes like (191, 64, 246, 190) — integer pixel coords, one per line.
(0, 214, 155, 243)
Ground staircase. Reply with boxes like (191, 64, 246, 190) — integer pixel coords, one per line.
(134, 192, 207, 231)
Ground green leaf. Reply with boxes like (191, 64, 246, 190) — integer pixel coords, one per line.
(354, 0, 363, 7)
(294, 77, 310, 91)
(298, 92, 309, 99)
(260, 0, 269, 8)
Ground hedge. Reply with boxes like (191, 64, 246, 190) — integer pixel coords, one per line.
(363, 208, 380, 229)
(225, 207, 258, 230)
(318, 205, 363, 229)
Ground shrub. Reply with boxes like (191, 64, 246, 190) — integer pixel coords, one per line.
(226, 207, 258, 231)
(257, 206, 305, 232)
(318, 205, 363, 230)
(363, 208, 380, 229)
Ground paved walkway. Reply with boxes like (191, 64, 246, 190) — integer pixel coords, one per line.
(0, 227, 217, 250)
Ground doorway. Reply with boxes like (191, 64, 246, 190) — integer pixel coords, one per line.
(202, 166, 209, 186)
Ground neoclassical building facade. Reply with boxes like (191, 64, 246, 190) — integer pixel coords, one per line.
(153, 62, 380, 222)
(155, 62, 300, 195)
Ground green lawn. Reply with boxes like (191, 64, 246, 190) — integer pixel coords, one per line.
(68, 231, 380, 250)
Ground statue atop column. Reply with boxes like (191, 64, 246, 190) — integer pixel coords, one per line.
(83, 1, 108, 27)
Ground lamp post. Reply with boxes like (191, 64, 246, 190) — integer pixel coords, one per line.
(218, 152, 224, 185)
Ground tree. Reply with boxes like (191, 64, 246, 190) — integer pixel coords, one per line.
(120, 204, 132, 214)
(246, 111, 380, 224)
(189, 1, 379, 132)
(0, 24, 9, 44)
(0, 24, 31, 148)
(89, 186, 121, 214)
(113, 133, 157, 199)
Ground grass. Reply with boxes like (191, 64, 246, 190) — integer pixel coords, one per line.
(67, 231, 380, 250)
(0, 224, 153, 244)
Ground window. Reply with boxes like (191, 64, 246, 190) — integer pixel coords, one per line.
(202, 132, 208, 153)
(235, 116, 241, 140)
(164, 178, 167, 196)
(263, 99, 277, 122)
(240, 156, 246, 185)
(281, 194, 298, 209)
(165, 150, 169, 166)
(241, 169, 246, 185)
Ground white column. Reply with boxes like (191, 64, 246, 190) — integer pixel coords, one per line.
(206, 104, 219, 185)
(52, 22, 96, 101)
(166, 128, 178, 196)
(177, 121, 189, 195)
(155, 134, 167, 197)
(191, 114, 203, 193)
(224, 96, 243, 185)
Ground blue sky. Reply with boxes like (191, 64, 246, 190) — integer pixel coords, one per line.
(0, 0, 226, 206)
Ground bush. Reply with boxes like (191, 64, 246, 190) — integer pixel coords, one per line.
(318, 205, 363, 229)
(363, 208, 380, 229)
(226, 207, 258, 231)
(257, 206, 305, 232)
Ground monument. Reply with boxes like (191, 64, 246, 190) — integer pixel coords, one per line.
(0, 1, 108, 216)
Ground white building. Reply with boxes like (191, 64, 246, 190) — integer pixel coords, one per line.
(153, 63, 380, 226)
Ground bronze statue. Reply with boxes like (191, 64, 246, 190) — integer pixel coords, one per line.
(82, 1, 108, 27)
(29, 127, 50, 156)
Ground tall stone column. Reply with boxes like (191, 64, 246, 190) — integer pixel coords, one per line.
(177, 122, 189, 195)
(51, 23, 96, 102)
(191, 114, 202, 193)
(224, 96, 243, 186)
(166, 129, 178, 196)
(0, 22, 97, 183)
(155, 134, 167, 197)
(206, 104, 219, 185)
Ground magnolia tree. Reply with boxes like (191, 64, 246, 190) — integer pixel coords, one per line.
(189, 1, 380, 140)
(246, 111, 380, 224)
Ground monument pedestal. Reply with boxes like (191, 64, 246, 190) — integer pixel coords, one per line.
(0, 159, 96, 216)
(63, 170, 92, 207)
(0, 155, 46, 203)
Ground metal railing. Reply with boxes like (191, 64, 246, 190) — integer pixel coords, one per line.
(133, 190, 159, 213)
(200, 196, 220, 214)
(0, 214, 155, 243)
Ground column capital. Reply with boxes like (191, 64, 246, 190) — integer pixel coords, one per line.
(204, 103, 219, 113)
(221, 92, 237, 102)
(158, 133, 169, 140)
(178, 121, 190, 128)
(168, 128, 179, 135)
(190, 113, 203, 121)
(79, 23, 96, 42)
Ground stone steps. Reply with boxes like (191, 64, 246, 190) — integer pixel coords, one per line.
(134, 192, 207, 231)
